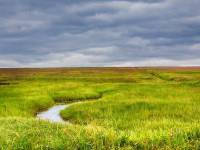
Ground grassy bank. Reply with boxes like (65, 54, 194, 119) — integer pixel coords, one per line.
(0, 68, 200, 149)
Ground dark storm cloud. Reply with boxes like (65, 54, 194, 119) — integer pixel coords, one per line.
(0, 0, 200, 67)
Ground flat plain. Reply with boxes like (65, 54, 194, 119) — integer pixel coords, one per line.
(0, 67, 200, 149)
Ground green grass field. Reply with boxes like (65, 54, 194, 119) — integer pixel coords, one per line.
(0, 67, 200, 149)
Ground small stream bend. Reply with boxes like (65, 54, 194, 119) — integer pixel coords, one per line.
(37, 94, 103, 123)
(37, 104, 69, 123)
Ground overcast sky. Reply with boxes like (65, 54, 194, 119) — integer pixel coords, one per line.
(0, 0, 200, 67)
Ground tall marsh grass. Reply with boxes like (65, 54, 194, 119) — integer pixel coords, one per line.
(0, 68, 200, 149)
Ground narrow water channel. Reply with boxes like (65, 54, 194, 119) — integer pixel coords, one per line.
(37, 105, 68, 123)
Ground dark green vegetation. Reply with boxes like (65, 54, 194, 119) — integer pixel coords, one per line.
(0, 67, 200, 149)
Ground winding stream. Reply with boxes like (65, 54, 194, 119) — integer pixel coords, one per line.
(37, 104, 69, 123)
(37, 97, 101, 123)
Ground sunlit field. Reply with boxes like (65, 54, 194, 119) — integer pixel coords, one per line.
(0, 67, 200, 149)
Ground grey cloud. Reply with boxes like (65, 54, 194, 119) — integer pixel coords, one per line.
(0, 0, 200, 67)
